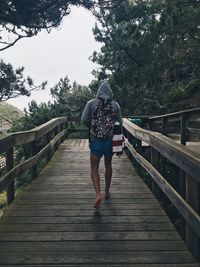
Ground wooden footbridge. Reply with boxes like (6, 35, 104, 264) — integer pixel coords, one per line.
(0, 108, 200, 266)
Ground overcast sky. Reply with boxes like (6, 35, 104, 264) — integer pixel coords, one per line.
(1, 7, 101, 111)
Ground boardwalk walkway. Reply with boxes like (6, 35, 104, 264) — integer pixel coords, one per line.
(0, 139, 198, 266)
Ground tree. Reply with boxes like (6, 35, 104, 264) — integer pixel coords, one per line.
(11, 100, 59, 134)
(51, 76, 93, 118)
(11, 76, 93, 136)
(91, 0, 200, 115)
(0, 60, 47, 101)
(0, 0, 94, 51)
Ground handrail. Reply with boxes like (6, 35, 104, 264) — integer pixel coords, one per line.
(123, 119, 200, 182)
(123, 118, 200, 260)
(149, 107, 200, 121)
(147, 107, 200, 144)
(0, 117, 67, 153)
(0, 117, 68, 205)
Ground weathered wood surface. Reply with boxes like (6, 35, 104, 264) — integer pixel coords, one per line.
(123, 118, 200, 183)
(0, 139, 197, 266)
(0, 117, 67, 153)
(148, 107, 200, 122)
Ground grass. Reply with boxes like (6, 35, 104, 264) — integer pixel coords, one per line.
(0, 156, 49, 216)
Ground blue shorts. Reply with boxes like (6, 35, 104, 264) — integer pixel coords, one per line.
(90, 139, 113, 158)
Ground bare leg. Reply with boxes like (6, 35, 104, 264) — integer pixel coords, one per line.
(90, 154, 102, 208)
(104, 156, 112, 199)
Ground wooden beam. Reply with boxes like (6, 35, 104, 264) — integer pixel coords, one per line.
(0, 117, 67, 154)
(125, 140, 200, 239)
(150, 147, 160, 200)
(186, 176, 200, 260)
(0, 130, 67, 194)
(6, 147, 14, 205)
(123, 119, 200, 183)
(149, 107, 200, 121)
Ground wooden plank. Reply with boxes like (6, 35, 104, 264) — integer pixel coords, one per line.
(186, 175, 200, 260)
(13, 198, 157, 205)
(34, 117, 67, 139)
(0, 222, 175, 232)
(0, 240, 187, 252)
(0, 251, 195, 264)
(4, 209, 165, 217)
(148, 107, 200, 121)
(0, 264, 197, 267)
(0, 215, 170, 224)
(18, 193, 155, 199)
(7, 203, 161, 210)
(0, 117, 67, 153)
(0, 231, 181, 241)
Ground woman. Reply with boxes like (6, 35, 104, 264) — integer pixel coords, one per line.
(81, 81, 122, 208)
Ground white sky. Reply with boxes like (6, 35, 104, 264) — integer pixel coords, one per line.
(1, 7, 101, 111)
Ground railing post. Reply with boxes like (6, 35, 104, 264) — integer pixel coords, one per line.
(150, 147, 160, 200)
(179, 112, 187, 244)
(186, 176, 200, 260)
(180, 114, 187, 198)
(54, 126, 58, 150)
(65, 121, 68, 139)
(149, 119, 153, 131)
(161, 117, 167, 135)
(180, 113, 188, 145)
(46, 132, 51, 162)
(160, 117, 169, 207)
(136, 139, 142, 154)
(31, 140, 37, 179)
(6, 147, 14, 205)
(61, 123, 65, 142)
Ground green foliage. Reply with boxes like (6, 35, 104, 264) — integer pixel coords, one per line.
(91, 0, 200, 115)
(167, 79, 200, 102)
(11, 100, 56, 132)
(11, 76, 93, 137)
(51, 76, 94, 118)
(15, 170, 32, 191)
(0, 0, 94, 51)
(68, 132, 88, 139)
(0, 60, 47, 101)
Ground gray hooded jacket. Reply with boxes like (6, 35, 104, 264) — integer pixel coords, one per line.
(81, 81, 122, 135)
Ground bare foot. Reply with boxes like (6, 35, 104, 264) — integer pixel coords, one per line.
(93, 194, 102, 209)
(105, 192, 111, 200)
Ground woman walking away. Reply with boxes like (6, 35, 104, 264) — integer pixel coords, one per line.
(81, 81, 122, 208)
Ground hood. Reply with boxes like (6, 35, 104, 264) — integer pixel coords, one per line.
(96, 81, 113, 103)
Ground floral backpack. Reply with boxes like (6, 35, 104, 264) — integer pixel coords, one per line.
(90, 99, 115, 139)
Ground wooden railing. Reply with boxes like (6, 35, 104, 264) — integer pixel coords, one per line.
(1, 114, 199, 259)
(0, 117, 67, 206)
(123, 118, 200, 260)
(148, 107, 200, 144)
